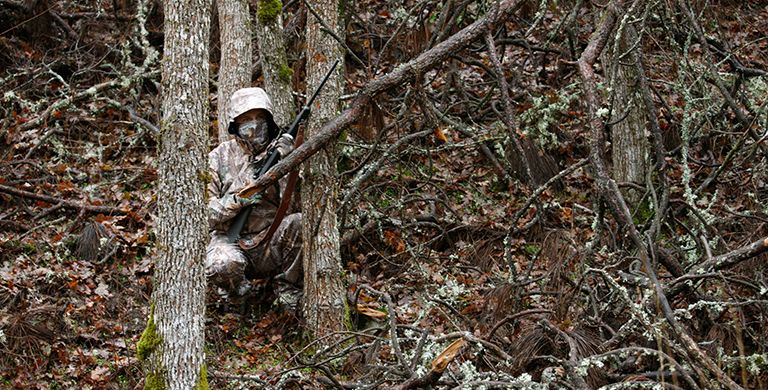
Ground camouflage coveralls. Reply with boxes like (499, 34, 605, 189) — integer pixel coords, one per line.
(206, 137, 302, 297)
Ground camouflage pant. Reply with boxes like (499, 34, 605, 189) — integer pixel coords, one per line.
(206, 213, 303, 296)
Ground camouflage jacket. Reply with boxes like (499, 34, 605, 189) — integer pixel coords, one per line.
(207, 139, 282, 242)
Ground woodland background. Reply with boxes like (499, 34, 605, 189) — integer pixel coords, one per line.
(1, 0, 768, 388)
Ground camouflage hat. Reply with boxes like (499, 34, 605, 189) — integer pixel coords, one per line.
(227, 87, 280, 138)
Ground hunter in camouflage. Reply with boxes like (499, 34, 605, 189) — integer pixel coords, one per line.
(206, 87, 303, 308)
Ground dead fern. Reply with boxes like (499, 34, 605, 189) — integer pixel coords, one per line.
(0, 305, 64, 370)
(75, 221, 114, 263)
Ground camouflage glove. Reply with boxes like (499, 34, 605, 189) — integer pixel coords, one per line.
(275, 133, 294, 158)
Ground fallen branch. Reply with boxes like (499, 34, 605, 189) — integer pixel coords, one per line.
(485, 308, 554, 340)
(16, 72, 155, 133)
(0, 219, 31, 232)
(666, 236, 768, 299)
(208, 370, 267, 385)
(243, 0, 527, 194)
(0, 183, 126, 215)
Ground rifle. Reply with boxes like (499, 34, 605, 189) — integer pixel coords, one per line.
(227, 60, 339, 244)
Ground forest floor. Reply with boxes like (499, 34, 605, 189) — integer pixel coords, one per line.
(1, 0, 768, 389)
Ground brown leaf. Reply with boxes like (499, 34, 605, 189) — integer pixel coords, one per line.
(312, 52, 328, 63)
(434, 127, 448, 144)
(90, 366, 109, 381)
(356, 304, 387, 319)
(56, 181, 75, 193)
(383, 230, 405, 252)
(431, 338, 467, 373)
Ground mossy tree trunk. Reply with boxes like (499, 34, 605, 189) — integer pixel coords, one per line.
(300, 0, 348, 338)
(255, 0, 295, 127)
(216, 0, 252, 142)
(139, 0, 211, 388)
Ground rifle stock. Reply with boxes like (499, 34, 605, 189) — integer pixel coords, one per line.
(226, 60, 339, 243)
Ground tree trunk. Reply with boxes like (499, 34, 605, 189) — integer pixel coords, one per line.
(602, 26, 649, 205)
(216, 0, 252, 142)
(255, 0, 295, 127)
(301, 0, 348, 338)
(138, 0, 211, 388)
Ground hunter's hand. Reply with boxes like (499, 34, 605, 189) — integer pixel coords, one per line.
(237, 193, 261, 206)
(275, 134, 294, 158)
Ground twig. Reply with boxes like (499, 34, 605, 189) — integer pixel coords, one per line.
(423, 98, 510, 183)
(18, 216, 66, 240)
(485, 308, 554, 340)
(208, 370, 267, 385)
(125, 106, 159, 133)
(0, 219, 31, 232)
(677, 0, 767, 156)
(339, 130, 432, 222)
(539, 319, 592, 389)
(0, 183, 127, 215)
(666, 236, 768, 299)
(302, 0, 365, 68)
(435, 331, 512, 361)
(484, 26, 530, 184)
(509, 158, 589, 231)
(594, 346, 699, 388)
(359, 284, 411, 375)
(49, 8, 79, 41)
(18, 77, 122, 132)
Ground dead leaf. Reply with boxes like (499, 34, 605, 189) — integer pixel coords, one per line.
(90, 366, 109, 381)
(383, 230, 405, 252)
(431, 338, 467, 373)
(356, 304, 387, 320)
(434, 127, 448, 144)
(94, 282, 110, 298)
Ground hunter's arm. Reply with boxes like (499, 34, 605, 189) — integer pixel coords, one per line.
(207, 147, 248, 227)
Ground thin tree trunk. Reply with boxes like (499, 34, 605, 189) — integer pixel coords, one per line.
(255, 0, 294, 127)
(216, 0, 252, 142)
(602, 20, 649, 204)
(138, 0, 211, 387)
(301, 0, 348, 338)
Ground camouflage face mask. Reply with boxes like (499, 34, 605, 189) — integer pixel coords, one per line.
(239, 119, 270, 147)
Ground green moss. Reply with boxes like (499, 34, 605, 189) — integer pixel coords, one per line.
(337, 129, 348, 143)
(198, 170, 212, 185)
(22, 242, 38, 255)
(257, 0, 282, 24)
(338, 0, 347, 23)
(342, 294, 353, 331)
(633, 198, 655, 225)
(199, 170, 212, 202)
(278, 63, 293, 83)
(144, 372, 165, 390)
(523, 243, 541, 256)
(137, 305, 161, 361)
(197, 364, 209, 390)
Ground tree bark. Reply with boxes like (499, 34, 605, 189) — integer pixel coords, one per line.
(254, 0, 294, 127)
(140, 0, 211, 387)
(301, 0, 348, 339)
(602, 21, 649, 205)
(216, 0, 252, 142)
